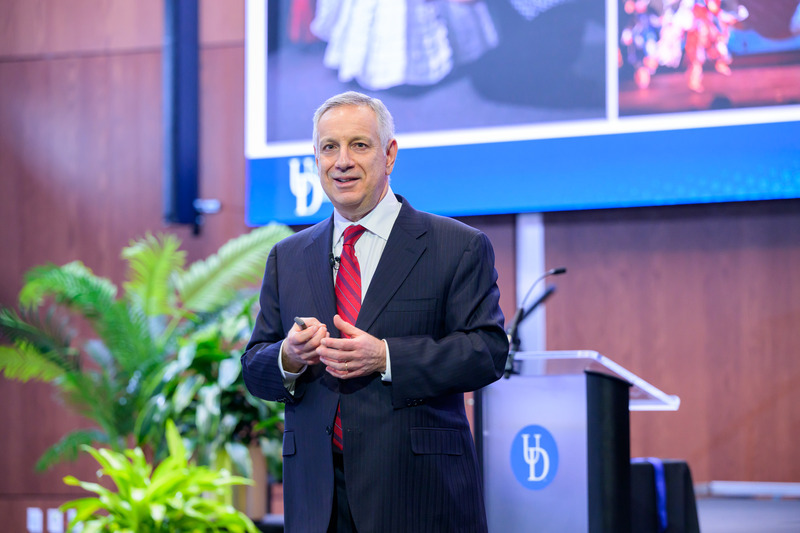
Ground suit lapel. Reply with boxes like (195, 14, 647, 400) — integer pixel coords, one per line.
(303, 218, 337, 327)
(357, 199, 427, 333)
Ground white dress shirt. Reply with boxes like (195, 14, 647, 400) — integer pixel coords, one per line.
(280, 187, 402, 386)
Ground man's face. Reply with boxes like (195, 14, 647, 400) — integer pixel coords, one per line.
(315, 105, 397, 222)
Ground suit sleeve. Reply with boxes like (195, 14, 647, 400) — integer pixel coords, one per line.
(386, 231, 508, 407)
(241, 245, 299, 404)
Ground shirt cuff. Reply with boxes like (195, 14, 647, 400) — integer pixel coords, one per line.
(381, 339, 392, 382)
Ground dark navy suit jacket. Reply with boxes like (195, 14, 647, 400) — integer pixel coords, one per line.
(242, 196, 508, 532)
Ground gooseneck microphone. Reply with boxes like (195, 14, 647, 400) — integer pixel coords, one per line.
(504, 267, 567, 379)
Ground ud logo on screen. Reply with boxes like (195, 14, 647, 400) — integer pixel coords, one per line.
(510, 425, 559, 490)
(289, 156, 327, 217)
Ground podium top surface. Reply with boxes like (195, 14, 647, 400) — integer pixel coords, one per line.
(511, 350, 681, 411)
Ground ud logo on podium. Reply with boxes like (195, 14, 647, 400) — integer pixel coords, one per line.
(510, 424, 559, 489)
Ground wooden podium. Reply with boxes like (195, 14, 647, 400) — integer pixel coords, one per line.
(476, 351, 680, 533)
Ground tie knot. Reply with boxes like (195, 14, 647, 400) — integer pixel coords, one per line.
(342, 225, 366, 246)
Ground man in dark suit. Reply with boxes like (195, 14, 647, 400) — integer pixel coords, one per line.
(242, 91, 508, 532)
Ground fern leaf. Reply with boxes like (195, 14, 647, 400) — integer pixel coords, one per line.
(35, 428, 109, 471)
(121, 233, 185, 317)
(0, 344, 65, 382)
(176, 223, 293, 312)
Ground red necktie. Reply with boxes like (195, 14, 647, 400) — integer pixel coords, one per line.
(333, 225, 366, 451)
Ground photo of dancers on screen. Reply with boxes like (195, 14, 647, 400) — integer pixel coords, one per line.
(618, 0, 800, 114)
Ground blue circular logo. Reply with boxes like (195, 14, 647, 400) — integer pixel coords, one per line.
(510, 425, 559, 489)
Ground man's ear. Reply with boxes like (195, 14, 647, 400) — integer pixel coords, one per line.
(385, 139, 398, 175)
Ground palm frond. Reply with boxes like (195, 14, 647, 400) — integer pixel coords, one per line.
(100, 298, 161, 375)
(57, 371, 137, 447)
(0, 344, 66, 382)
(121, 233, 185, 317)
(19, 261, 117, 318)
(0, 307, 77, 371)
(84, 339, 114, 375)
(35, 428, 109, 471)
(176, 223, 293, 312)
(15, 261, 159, 374)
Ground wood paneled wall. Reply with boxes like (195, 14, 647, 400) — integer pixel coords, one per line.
(545, 200, 800, 483)
(1, 0, 798, 529)
(0, 2, 512, 528)
(0, 1, 250, 529)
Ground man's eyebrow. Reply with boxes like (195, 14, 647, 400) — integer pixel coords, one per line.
(320, 135, 372, 145)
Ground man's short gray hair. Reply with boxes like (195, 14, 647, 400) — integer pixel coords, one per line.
(312, 91, 395, 150)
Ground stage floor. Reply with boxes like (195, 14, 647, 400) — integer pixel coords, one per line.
(697, 496, 800, 533)
(258, 497, 800, 532)
(619, 62, 800, 115)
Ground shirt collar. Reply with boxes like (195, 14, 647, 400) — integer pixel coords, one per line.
(333, 186, 401, 245)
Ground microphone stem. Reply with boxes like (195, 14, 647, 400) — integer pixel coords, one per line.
(504, 266, 566, 378)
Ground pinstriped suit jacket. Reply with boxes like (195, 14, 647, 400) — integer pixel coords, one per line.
(242, 196, 508, 532)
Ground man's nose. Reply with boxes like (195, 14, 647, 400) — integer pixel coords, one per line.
(336, 147, 354, 169)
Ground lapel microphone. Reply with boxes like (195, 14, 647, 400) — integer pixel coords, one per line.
(329, 252, 340, 269)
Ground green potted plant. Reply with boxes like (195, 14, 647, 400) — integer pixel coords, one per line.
(61, 419, 260, 532)
(136, 292, 284, 474)
(134, 292, 285, 516)
(0, 224, 292, 472)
